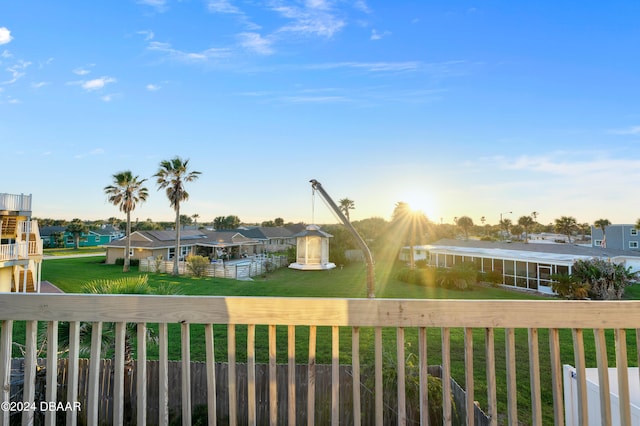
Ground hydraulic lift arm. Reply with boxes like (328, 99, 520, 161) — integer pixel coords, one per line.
(310, 179, 376, 298)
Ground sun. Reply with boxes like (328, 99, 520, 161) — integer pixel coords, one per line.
(398, 190, 438, 219)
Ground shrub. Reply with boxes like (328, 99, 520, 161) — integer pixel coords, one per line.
(415, 259, 428, 269)
(436, 262, 478, 290)
(186, 255, 210, 277)
(571, 258, 636, 300)
(481, 270, 503, 286)
(115, 258, 139, 267)
(550, 273, 589, 299)
(396, 267, 436, 286)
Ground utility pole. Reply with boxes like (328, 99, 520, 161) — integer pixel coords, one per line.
(310, 179, 376, 298)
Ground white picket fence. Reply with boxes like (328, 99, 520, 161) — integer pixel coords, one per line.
(139, 255, 288, 279)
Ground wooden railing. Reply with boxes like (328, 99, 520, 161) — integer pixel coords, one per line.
(1, 294, 639, 425)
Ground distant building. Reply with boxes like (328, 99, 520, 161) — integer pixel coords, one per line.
(591, 224, 640, 252)
(0, 193, 43, 292)
(409, 239, 640, 295)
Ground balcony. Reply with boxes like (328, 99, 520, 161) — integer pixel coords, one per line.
(1, 294, 639, 425)
(0, 193, 31, 213)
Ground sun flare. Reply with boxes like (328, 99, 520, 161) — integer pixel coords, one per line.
(398, 190, 438, 220)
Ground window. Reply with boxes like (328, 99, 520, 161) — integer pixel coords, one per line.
(632, 229, 638, 236)
(630, 241, 639, 249)
(594, 240, 603, 247)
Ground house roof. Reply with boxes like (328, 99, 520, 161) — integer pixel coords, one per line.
(103, 229, 260, 249)
(426, 238, 640, 265)
(234, 226, 296, 240)
(39, 226, 66, 236)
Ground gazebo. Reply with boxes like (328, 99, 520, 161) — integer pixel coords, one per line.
(288, 224, 336, 271)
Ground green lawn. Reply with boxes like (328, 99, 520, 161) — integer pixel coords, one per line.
(43, 247, 106, 256)
(38, 256, 639, 424)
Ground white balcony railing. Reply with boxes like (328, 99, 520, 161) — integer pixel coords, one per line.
(0, 193, 31, 212)
(1, 295, 640, 425)
(0, 242, 28, 261)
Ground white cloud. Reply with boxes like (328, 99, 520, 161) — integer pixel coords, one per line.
(148, 41, 230, 62)
(370, 29, 390, 40)
(146, 83, 160, 91)
(1, 50, 12, 59)
(609, 126, 640, 135)
(81, 76, 116, 91)
(137, 0, 168, 11)
(137, 30, 155, 41)
(0, 28, 12, 45)
(207, 0, 241, 14)
(31, 82, 48, 89)
(238, 32, 274, 55)
(271, 2, 345, 38)
(73, 65, 93, 75)
(353, 0, 371, 14)
(74, 148, 105, 159)
(3, 60, 31, 84)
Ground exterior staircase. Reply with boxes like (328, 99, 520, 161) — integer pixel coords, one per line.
(14, 270, 36, 293)
(1, 217, 17, 237)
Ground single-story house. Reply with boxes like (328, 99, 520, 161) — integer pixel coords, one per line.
(103, 229, 261, 265)
(410, 239, 640, 294)
(41, 225, 123, 248)
(234, 225, 300, 253)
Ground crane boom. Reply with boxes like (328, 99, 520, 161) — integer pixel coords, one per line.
(310, 179, 376, 298)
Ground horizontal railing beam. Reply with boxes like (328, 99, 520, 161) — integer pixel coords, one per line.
(1, 294, 640, 328)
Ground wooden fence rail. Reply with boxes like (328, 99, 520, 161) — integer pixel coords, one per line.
(1, 294, 640, 425)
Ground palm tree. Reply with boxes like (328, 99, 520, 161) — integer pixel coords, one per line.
(155, 157, 201, 275)
(66, 219, 88, 250)
(192, 213, 200, 229)
(456, 216, 474, 240)
(104, 171, 149, 272)
(338, 198, 355, 222)
(518, 215, 534, 243)
(390, 202, 430, 269)
(554, 216, 578, 243)
(594, 218, 611, 248)
(499, 218, 512, 239)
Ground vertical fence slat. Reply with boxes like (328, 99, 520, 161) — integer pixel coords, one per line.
(505, 328, 518, 426)
(615, 328, 631, 426)
(67, 321, 80, 426)
(205, 324, 217, 426)
(464, 327, 474, 426)
(113, 322, 126, 425)
(269, 324, 277, 426)
(0, 320, 13, 426)
(308, 326, 317, 426)
(419, 327, 428, 426)
(572, 328, 588, 426)
(397, 327, 406, 426)
(375, 326, 383, 426)
(288, 325, 295, 426)
(352, 327, 361, 426)
(528, 328, 542, 426)
(22, 320, 37, 426)
(88, 322, 103, 425)
(228, 324, 237, 426)
(181, 322, 192, 425)
(332, 325, 340, 426)
(485, 328, 497, 426)
(248, 324, 256, 426)
(45, 321, 59, 426)
(593, 328, 611, 426)
(137, 323, 147, 426)
(442, 327, 452, 425)
(159, 323, 169, 426)
(549, 328, 564, 426)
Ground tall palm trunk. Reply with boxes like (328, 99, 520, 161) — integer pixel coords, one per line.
(173, 206, 180, 275)
(124, 211, 131, 272)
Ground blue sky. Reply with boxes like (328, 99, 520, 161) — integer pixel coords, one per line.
(2, 1, 640, 227)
